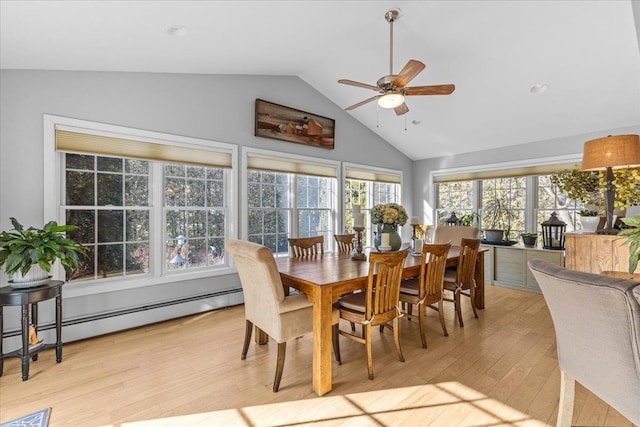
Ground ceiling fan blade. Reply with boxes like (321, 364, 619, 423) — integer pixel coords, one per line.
(392, 60, 426, 88)
(345, 95, 380, 111)
(405, 84, 455, 96)
(338, 79, 380, 91)
(394, 102, 409, 116)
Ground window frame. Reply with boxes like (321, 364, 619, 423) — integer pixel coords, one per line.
(44, 115, 238, 298)
(241, 147, 340, 255)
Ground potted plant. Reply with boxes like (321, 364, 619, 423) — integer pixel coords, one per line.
(482, 197, 518, 242)
(521, 232, 538, 247)
(618, 214, 640, 275)
(578, 209, 601, 233)
(0, 217, 87, 286)
(458, 212, 480, 227)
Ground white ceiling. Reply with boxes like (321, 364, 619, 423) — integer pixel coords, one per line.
(2, 0, 640, 161)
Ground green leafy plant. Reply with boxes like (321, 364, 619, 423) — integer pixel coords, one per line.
(458, 212, 480, 227)
(578, 209, 599, 217)
(618, 214, 640, 274)
(551, 165, 640, 209)
(0, 217, 87, 276)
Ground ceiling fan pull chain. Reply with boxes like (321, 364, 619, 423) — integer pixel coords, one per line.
(376, 105, 380, 128)
(404, 115, 407, 131)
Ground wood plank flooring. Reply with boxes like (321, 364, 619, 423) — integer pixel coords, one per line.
(0, 285, 634, 426)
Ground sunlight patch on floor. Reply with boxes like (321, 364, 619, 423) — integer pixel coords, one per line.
(106, 382, 548, 427)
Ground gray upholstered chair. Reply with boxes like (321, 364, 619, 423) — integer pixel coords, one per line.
(432, 225, 479, 246)
(528, 259, 640, 426)
(227, 239, 340, 392)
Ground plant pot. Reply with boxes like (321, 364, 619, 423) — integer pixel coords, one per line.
(579, 215, 600, 233)
(522, 236, 537, 247)
(11, 264, 49, 288)
(374, 223, 402, 251)
(484, 229, 504, 242)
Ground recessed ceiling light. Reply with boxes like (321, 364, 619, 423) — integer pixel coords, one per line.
(411, 119, 421, 125)
(166, 26, 187, 37)
(530, 84, 548, 94)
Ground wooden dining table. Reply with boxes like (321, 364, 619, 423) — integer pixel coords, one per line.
(274, 246, 486, 396)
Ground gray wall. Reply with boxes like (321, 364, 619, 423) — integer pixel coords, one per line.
(413, 124, 640, 224)
(0, 70, 413, 344)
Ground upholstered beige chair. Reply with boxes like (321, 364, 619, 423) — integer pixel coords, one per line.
(528, 260, 640, 427)
(333, 233, 355, 253)
(443, 238, 480, 327)
(399, 241, 452, 348)
(432, 225, 479, 246)
(335, 248, 409, 380)
(227, 239, 340, 392)
(288, 236, 324, 257)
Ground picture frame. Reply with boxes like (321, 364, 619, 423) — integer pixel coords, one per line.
(255, 99, 335, 150)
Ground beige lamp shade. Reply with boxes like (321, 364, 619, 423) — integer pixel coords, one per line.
(581, 134, 640, 171)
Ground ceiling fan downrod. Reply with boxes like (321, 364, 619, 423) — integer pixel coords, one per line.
(385, 9, 401, 75)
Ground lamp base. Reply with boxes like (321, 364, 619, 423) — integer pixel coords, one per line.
(596, 227, 620, 235)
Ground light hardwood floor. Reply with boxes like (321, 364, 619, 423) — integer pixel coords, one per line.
(0, 285, 634, 426)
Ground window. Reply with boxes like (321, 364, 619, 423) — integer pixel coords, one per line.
(480, 177, 526, 238)
(344, 164, 403, 245)
(65, 154, 151, 281)
(244, 149, 338, 256)
(537, 174, 583, 233)
(435, 181, 475, 224)
(46, 116, 236, 286)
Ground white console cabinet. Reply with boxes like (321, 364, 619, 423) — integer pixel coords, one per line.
(481, 244, 564, 293)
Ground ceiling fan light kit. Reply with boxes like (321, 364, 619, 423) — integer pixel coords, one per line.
(338, 9, 454, 116)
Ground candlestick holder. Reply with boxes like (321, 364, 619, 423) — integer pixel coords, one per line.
(351, 226, 366, 260)
(410, 223, 418, 254)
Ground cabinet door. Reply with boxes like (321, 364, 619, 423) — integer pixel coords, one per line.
(494, 248, 524, 285)
(525, 250, 564, 290)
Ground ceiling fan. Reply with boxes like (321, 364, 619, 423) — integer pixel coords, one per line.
(338, 9, 455, 116)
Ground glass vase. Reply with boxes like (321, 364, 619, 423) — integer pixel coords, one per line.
(374, 223, 402, 251)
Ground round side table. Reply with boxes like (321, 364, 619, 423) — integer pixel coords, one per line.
(0, 280, 64, 380)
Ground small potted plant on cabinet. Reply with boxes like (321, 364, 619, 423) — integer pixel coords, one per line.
(578, 209, 601, 233)
(482, 197, 518, 242)
(521, 232, 538, 247)
(0, 217, 87, 287)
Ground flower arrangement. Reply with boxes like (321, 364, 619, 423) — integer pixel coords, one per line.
(371, 203, 408, 226)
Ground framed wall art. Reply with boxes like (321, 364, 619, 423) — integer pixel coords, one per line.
(255, 99, 335, 150)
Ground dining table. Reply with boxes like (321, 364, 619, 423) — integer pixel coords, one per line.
(274, 246, 486, 396)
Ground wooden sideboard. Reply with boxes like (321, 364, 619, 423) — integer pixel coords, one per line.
(564, 232, 640, 274)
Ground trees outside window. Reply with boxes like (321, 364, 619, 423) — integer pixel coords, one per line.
(345, 179, 401, 246)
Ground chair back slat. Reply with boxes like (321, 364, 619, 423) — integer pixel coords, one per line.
(366, 249, 409, 320)
(456, 238, 480, 289)
(288, 236, 324, 257)
(334, 233, 355, 253)
(420, 242, 452, 298)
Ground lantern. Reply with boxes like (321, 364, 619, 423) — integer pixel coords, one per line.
(541, 212, 566, 250)
(445, 212, 459, 226)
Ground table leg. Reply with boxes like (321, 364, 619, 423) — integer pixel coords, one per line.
(31, 302, 38, 361)
(311, 286, 333, 396)
(21, 304, 30, 381)
(56, 294, 62, 363)
(474, 252, 485, 309)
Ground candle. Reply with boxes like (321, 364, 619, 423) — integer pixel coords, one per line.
(381, 233, 390, 247)
(353, 213, 364, 228)
(414, 238, 423, 254)
(352, 204, 361, 214)
(410, 216, 419, 225)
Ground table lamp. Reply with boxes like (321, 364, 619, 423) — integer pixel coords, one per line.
(581, 134, 640, 234)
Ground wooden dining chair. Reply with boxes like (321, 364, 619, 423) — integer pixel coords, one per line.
(443, 238, 480, 327)
(399, 241, 452, 348)
(334, 248, 409, 380)
(333, 233, 355, 253)
(288, 236, 324, 257)
(226, 239, 341, 392)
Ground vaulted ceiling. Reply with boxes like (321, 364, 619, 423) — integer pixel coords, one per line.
(2, 1, 640, 160)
